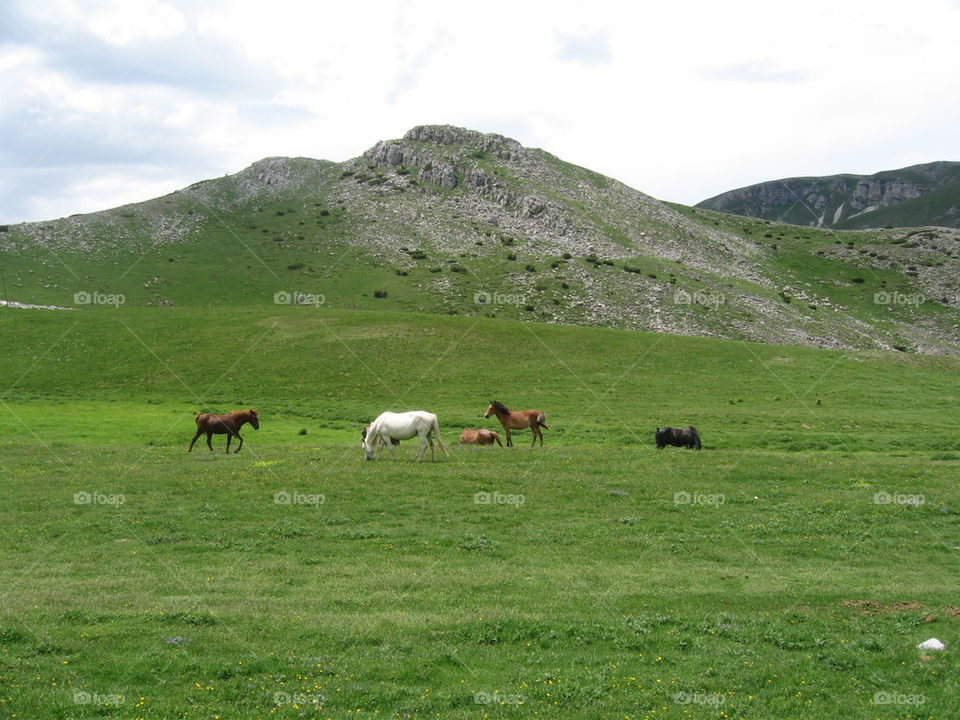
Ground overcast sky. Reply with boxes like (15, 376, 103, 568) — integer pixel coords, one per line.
(2, 0, 959, 224)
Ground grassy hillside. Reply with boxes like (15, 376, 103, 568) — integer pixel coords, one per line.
(2, 308, 959, 719)
(1, 125, 959, 356)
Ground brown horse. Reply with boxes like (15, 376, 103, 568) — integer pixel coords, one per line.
(483, 401, 548, 447)
(460, 428, 503, 446)
(362, 424, 400, 446)
(189, 409, 259, 453)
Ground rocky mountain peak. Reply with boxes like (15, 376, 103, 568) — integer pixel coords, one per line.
(402, 124, 522, 153)
(361, 125, 526, 192)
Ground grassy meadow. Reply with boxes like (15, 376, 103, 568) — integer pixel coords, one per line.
(1, 306, 959, 719)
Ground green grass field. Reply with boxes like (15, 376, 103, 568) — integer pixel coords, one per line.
(2, 307, 959, 719)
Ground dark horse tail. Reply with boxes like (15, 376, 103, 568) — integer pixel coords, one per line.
(688, 426, 701, 450)
(537, 412, 549, 430)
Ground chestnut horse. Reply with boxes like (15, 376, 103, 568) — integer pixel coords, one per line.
(188, 409, 259, 453)
(460, 428, 502, 447)
(483, 401, 548, 447)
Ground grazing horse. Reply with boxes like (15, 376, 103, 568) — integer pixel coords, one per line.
(189, 409, 259, 453)
(363, 410, 449, 461)
(362, 424, 399, 446)
(459, 428, 502, 446)
(655, 426, 701, 450)
(483, 401, 548, 447)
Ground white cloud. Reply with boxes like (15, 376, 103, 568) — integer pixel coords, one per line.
(557, 29, 612, 66)
(19, 169, 192, 221)
(86, 0, 186, 45)
(21, 0, 186, 45)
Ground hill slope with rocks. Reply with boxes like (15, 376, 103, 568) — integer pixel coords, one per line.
(2, 125, 959, 356)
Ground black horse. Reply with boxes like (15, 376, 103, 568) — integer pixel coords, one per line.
(655, 426, 701, 450)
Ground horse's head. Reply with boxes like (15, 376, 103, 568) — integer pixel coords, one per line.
(484, 401, 508, 418)
(248, 409, 260, 430)
(361, 422, 377, 460)
(362, 435, 376, 460)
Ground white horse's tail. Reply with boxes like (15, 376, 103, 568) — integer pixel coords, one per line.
(432, 416, 450, 455)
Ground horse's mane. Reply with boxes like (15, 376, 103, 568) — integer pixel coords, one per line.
(490, 400, 510, 414)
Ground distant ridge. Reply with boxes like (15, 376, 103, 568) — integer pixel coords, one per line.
(697, 161, 960, 230)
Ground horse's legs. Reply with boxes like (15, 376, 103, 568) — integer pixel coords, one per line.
(414, 433, 427, 462)
(234, 432, 243, 453)
(225, 434, 232, 453)
(505, 427, 513, 447)
(530, 423, 543, 447)
(385, 436, 398, 461)
(428, 433, 436, 461)
(537, 425, 544, 447)
(188, 429, 203, 452)
(206, 432, 214, 451)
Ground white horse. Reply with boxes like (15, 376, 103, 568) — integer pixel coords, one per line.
(362, 410, 450, 461)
